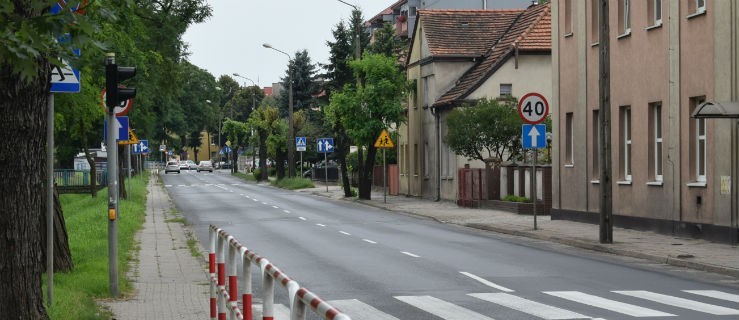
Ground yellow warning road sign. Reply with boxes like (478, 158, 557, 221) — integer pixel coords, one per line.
(118, 128, 139, 145)
(374, 129, 395, 148)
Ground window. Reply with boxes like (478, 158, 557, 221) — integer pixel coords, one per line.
(414, 144, 419, 176)
(424, 142, 430, 178)
(648, 0, 662, 27)
(648, 102, 663, 182)
(500, 84, 512, 98)
(590, 0, 599, 44)
(592, 110, 600, 178)
(620, 106, 632, 181)
(565, 112, 574, 165)
(564, 0, 573, 36)
(688, 0, 706, 17)
(618, 0, 631, 36)
(690, 97, 707, 183)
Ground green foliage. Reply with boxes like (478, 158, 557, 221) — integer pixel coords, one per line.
(445, 98, 523, 165)
(279, 50, 319, 117)
(503, 194, 531, 203)
(368, 22, 406, 58)
(46, 174, 149, 319)
(271, 177, 315, 190)
(251, 169, 262, 181)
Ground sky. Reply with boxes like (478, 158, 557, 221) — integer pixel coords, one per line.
(182, 0, 393, 88)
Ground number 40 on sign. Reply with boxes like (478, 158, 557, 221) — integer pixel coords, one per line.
(517, 92, 549, 124)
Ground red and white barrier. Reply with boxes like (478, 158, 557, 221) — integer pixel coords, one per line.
(209, 225, 351, 320)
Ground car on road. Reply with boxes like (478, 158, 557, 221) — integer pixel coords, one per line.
(179, 161, 189, 170)
(197, 161, 213, 173)
(164, 161, 180, 174)
(187, 160, 198, 170)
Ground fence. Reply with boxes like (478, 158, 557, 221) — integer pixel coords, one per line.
(457, 164, 552, 214)
(54, 169, 108, 194)
(209, 225, 351, 320)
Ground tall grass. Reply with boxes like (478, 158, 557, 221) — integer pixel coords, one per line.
(271, 177, 315, 190)
(45, 174, 149, 319)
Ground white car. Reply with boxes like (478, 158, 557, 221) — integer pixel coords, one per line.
(164, 161, 180, 174)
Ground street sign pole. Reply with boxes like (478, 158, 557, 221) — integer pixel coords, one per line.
(105, 53, 120, 297)
(324, 151, 329, 192)
(383, 148, 387, 204)
(533, 149, 538, 230)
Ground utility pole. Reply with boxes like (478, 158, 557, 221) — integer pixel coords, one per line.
(599, 0, 613, 243)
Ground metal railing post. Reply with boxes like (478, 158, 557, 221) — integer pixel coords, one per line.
(228, 240, 238, 320)
(260, 258, 274, 320)
(209, 226, 217, 320)
(217, 231, 227, 320)
(242, 249, 254, 320)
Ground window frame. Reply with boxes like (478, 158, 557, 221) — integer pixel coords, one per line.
(651, 103, 663, 182)
(592, 109, 600, 179)
(499, 83, 512, 98)
(564, 0, 573, 36)
(565, 112, 574, 166)
(696, 117, 707, 183)
(620, 106, 632, 182)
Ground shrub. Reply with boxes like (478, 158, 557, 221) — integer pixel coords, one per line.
(502, 194, 530, 203)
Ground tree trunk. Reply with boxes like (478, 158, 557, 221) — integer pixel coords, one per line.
(259, 130, 268, 181)
(118, 145, 127, 200)
(358, 145, 378, 200)
(232, 146, 239, 173)
(335, 129, 352, 197)
(40, 187, 74, 272)
(276, 149, 286, 180)
(80, 120, 97, 197)
(0, 59, 51, 318)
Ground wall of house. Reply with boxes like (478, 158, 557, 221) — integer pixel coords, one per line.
(553, 0, 737, 242)
(469, 54, 552, 102)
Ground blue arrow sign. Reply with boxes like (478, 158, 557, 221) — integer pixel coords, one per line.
(133, 140, 149, 154)
(317, 138, 334, 153)
(522, 124, 547, 149)
(103, 116, 129, 141)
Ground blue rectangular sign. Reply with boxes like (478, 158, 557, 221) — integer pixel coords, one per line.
(133, 140, 149, 154)
(104, 116, 129, 141)
(317, 138, 334, 153)
(522, 124, 547, 149)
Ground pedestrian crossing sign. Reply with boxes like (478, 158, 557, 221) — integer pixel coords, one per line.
(374, 129, 394, 149)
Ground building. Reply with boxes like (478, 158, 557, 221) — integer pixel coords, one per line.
(399, 3, 552, 201)
(551, 0, 738, 243)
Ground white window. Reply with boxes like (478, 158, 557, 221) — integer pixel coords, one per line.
(648, 0, 662, 26)
(689, 0, 706, 15)
(618, 0, 631, 35)
(564, 0, 573, 36)
(424, 142, 430, 178)
(696, 117, 707, 182)
(500, 84, 512, 98)
(650, 103, 663, 182)
(592, 110, 600, 178)
(565, 112, 574, 165)
(697, 0, 706, 13)
(621, 106, 632, 181)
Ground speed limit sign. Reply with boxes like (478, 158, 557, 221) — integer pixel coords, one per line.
(517, 92, 549, 124)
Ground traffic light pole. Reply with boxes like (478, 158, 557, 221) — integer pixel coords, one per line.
(105, 53, 120, 297)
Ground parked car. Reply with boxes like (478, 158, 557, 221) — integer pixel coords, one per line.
(179, 161, 189, 170)
(164, 161, 180, 174)
(303, 160, 338, 178)
(219, 161, 232, 169)
(197, 161, 213, 173)
(187, 160, 198, 170)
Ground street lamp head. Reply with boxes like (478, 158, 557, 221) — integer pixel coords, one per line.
(262, 43, 272, 49)
(205, 100, 211, 103)
(232, 73, 240, 77)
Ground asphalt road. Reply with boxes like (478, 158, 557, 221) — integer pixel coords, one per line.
(163, 170, 739, 320)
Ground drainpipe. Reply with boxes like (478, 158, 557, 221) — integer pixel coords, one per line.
(431, 106, 441, 201)
(482, 0, 486, 10)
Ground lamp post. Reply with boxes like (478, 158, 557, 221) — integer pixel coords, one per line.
(336, 0, 361, 61)
(233, 73, 258, 171)
(263, 43, 295, 178)
(206, 99, 212, 161)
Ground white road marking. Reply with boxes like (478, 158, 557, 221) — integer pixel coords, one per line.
(340, 231, 351, 236)
(469, 293, 589, 319)
(298, 217, 307, 221)
(395, 295, 495, 320)
(459, 272, 514, 293)
(178, 184, 186, 187)
(401, 251, 420, 258)
(544, 291, 675, 317)
(165, 185, 172, 187)
(316, 224, 326, 227)
(329, 299, 400, 320)
(272, 205, 279, 209)
(262, 202, 268, 205)
(283, 210, 290, 214)
(252, 199, 259, 202)
(614, 290, 739, 315)
(683, 290, 739, 303)
(363, 239, 377, 244)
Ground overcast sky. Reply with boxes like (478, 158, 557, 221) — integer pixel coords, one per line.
(182, 0, 392, 88)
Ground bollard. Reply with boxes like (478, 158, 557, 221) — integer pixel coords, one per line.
(260, 258, 275, 320)
(217, 231, 227, 320)
(228, 240, 238, 319)
(241, 248, 254, 320)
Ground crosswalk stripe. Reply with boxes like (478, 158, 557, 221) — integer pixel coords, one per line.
(544, 291, 675, 317)
(469, 293, 590, 320)
(329, 299, 400, 320)
(614, 290, 739, 315)
(683, 290, 739, 303)
(460, 272, 514, 292)
(395, 295, 496, 320)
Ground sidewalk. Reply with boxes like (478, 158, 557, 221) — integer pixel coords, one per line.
(297, 183, 739, 278)
(104, 174, 209, 320)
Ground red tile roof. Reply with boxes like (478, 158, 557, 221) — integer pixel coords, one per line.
(413, 9, 523, 58)
(427, 3, 551, 108)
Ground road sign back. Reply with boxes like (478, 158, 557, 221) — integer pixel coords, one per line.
(374, 129, 395, 149)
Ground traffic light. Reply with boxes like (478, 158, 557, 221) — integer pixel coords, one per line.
(105, 62, 136, 109)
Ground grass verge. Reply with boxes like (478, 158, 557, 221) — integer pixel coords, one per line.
(232, 171, 256, 181)
(271, 177, 315, 190)
(44, 173, 149, 320)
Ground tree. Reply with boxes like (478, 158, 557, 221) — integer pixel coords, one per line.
(248, 105, 280, 180)
(327, 54, 408, 199)
(367, 22, 405, 58)
(222, 118, 250, 173)
(445, 98, 523, 166)
(279, 50, 319, 117)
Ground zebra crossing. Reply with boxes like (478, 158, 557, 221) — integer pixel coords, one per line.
(261, 289, 738, 320)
